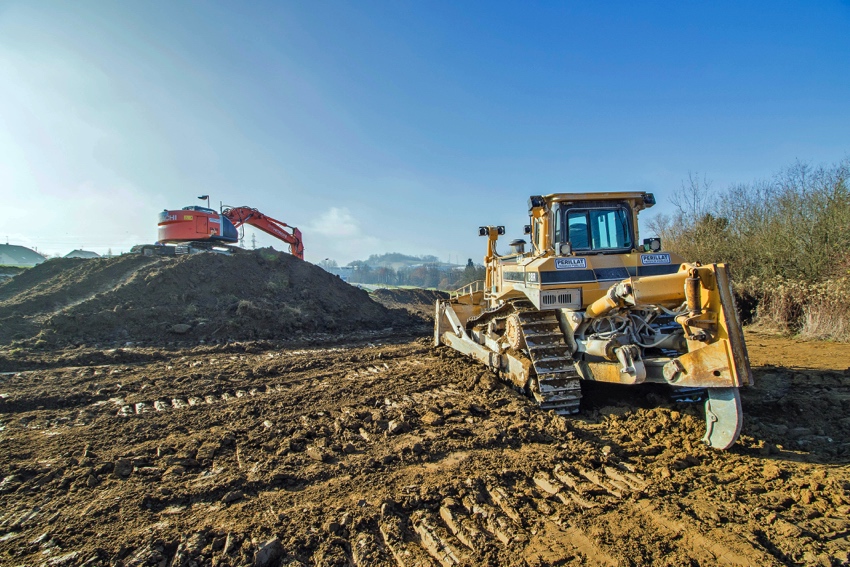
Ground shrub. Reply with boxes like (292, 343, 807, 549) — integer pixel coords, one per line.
(650, 159, 850, 341)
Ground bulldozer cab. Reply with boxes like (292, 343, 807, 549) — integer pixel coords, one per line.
(528, 192, 655, 257)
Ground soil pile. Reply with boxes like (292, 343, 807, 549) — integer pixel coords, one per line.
(371, 288, 449, 320)
(0, 266, 26, 284)
(0, 250, 409, 347)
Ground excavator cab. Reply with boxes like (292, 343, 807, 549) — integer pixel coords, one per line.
(158, 208, 239, 244)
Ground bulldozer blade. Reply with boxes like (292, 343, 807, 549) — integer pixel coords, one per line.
(702, 387, 743, 450)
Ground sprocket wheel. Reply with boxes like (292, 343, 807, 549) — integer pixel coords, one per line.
(505, 313, 525, 351)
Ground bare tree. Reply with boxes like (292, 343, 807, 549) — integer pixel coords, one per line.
(671, 171, 714, 220)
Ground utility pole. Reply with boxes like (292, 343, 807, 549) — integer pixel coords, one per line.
(251, 233, 257, 250)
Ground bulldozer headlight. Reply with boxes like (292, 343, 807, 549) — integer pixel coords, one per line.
(524, 224, 532, 235)
(559, 242, 572, 256)
(643, 238, 661, 252)
(477, 226, 507, 237)
(528, 195, 545, 211)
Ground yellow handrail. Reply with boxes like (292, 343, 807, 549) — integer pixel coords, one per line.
(450, 280, 485, 302)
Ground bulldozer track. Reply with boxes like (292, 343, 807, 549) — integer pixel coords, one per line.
(515, 309, 582, 415)
(466, 300, 582, 415)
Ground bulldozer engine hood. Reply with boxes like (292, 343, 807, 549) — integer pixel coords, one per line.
(493, 250, 686, 308)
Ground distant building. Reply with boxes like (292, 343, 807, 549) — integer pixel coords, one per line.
(0, 244, 46, 267)
(65, 249, 101, 259)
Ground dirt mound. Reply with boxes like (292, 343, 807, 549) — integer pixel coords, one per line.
(371, 288, 449, 320)
(0, 250, 410, 347)
(0, 266, 26, 284)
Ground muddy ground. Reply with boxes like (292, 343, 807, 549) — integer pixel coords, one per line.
(369, 289, 448, 321)
(0, 255, 849, 566)
(0, 329, 848, 567)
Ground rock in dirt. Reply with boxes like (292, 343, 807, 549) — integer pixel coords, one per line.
(763, 463, 782, 481)
(114, 459, 133, 477)
(422, 411, 444, 426)
(387, 419, 410, 435)
(222, 490, 245, 504)
(46, 551, 79, 565)
(254, 537, 284, 567)
(306, 446, 330, 462)
(170, 324, 192, 334)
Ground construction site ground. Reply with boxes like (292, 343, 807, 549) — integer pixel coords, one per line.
(0, 254, 849, 567)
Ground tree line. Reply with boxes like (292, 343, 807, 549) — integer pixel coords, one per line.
(318, 255, 485, 290)
(347, 259, 484, 290)
(650, 158, 850, 339)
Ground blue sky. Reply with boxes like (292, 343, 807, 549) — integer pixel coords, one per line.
(1, 1, 848, 264)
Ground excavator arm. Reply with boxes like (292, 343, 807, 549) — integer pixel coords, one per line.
(221, 206, 304, 260)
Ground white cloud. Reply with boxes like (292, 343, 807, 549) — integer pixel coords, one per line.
(302, 207, 382, 264)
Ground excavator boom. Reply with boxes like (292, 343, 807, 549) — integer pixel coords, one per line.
(222, 206, 304, 260)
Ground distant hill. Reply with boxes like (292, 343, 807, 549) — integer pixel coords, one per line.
(351, 252, 446, 269)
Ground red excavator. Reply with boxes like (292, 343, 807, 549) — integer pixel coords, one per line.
(134, 205, 304, 259)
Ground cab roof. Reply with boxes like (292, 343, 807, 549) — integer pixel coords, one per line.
(545, 192, 654, 204)
(529, 192, 656, 212)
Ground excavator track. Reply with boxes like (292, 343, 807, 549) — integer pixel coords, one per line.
(469, 301, 582, 415)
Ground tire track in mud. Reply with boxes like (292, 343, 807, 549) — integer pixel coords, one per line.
(2, 337, 849, 566)
(362, 456, 787, 567)
(0, 342, 438, 431)
(106, 359, 422, 419)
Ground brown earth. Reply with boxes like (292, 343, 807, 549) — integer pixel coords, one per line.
(0, 251, 413, 349)
(0, 261, 848, 566)
(370, 289, 449, 321)
(0, 332, 848, 566)
(0, 266, 26, 284)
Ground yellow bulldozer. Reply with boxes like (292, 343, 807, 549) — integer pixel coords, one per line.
(434, 192, 752, 449)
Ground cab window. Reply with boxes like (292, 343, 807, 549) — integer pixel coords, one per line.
(552, 204, 562, 243)
(565, 207, 631, 251)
